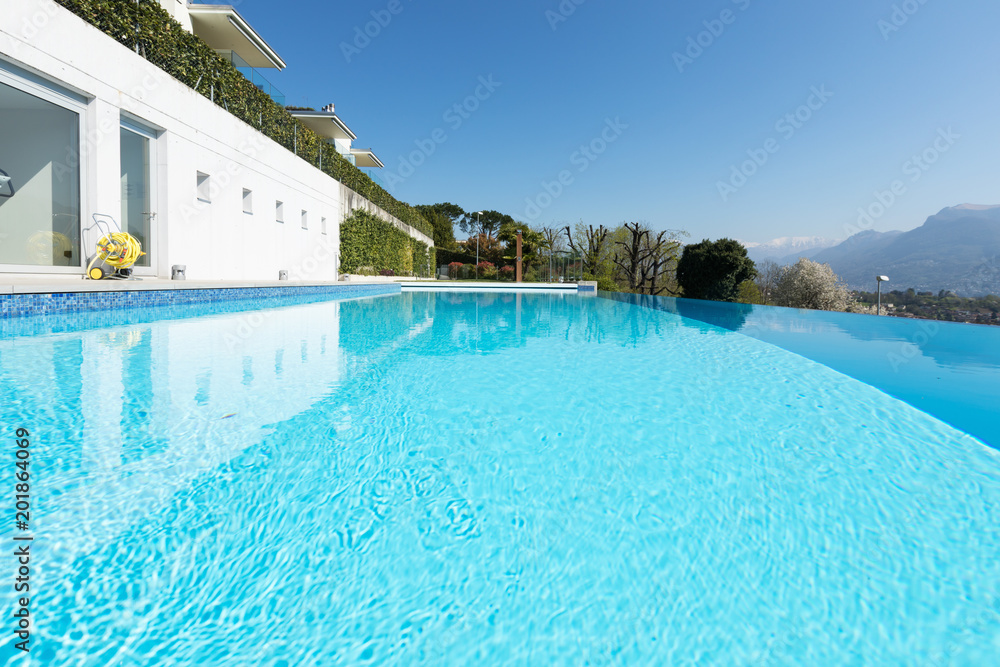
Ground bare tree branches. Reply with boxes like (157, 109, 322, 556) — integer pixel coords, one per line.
(612, 222, 684, 295)
(753, 259, 783, 305)
(565, 223, 610, 277)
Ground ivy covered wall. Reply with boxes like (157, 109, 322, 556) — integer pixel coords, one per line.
(341, 210, 434, 277)
(54, 0, 433, 239)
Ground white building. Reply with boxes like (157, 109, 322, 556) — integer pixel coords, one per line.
(0, 0, 426, 282)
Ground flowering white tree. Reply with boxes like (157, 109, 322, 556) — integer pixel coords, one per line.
(772, 258, 853, 311)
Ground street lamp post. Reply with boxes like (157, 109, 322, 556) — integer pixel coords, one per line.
(876, 275, 889, 315)
(475, 211, 483, 279)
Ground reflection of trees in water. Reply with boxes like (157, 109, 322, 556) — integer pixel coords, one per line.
(425, 292, 685, 353)
(421, 292, 577, 356)
(599, 292, 750, 334)
(338, 292, 437, 357)
(341, 292, 773, 368)
(673, 298, 750, 333)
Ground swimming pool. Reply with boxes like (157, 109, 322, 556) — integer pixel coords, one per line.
(2, 290, 999, 664)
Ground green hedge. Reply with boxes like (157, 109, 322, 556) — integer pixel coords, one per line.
(55, 0, 433, 239)
(342, 210, 436, 277)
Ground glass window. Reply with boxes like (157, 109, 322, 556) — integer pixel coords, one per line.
(120, 126, 153, 268)
(0, 80, 81, 267)
(196, 172, 211, 202)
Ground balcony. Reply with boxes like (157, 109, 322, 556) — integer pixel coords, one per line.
(186, 1, 286, 104)
(219, 51, 285, 106)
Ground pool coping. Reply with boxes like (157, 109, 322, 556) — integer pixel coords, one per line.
(0, 278, 599, 318)
(400, 281, 597, 292)
(0, 281, 402, 319)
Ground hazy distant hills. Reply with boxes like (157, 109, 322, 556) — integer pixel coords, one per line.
(742, 236, 838, 266)
(743, 204, 1000, 296)
(811, 204, 1000, 296)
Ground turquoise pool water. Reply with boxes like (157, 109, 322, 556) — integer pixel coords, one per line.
(2, 291, 999, 664)
(604, 293, 1000, 450)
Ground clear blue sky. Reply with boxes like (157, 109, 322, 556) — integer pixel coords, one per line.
(241, 0, 999, 244)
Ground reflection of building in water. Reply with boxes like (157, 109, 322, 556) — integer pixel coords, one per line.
(1, 300, 347, 565)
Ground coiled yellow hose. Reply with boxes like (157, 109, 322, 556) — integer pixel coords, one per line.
(96, 232, 144, 268)
(87, 232, 145, 278)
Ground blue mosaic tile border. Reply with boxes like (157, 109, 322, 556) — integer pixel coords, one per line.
(0, 283, 400, 319)
(577, 285, 596, 292)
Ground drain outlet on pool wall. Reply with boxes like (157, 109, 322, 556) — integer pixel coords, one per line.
(278, 270, 288, 280)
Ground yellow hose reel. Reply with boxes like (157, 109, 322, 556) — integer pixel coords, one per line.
(85, 214, 145, 280)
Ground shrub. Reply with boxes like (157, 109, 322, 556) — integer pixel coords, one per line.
(500, 265, 515, 281)
(676, 238, 756, 302)
(737, 280, 764, 304)
(409, 238, 431, 277)
(380, 269, 395, 277)
(340, 210, 410, 275)
(597, 275, 619, 292)
(478, 262, 498, 279)
(772, 258, 852, 311)
(448, 262, 463, 279)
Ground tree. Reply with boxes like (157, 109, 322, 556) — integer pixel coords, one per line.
(415, 203, 463, 250)
(771, 258, 852, 311)
(564, 223, 611, 277)
(611, 222, 686, 295)
(737, 280, 764, 304)
(458, 209, 514, 240)
(498, 221, 546, 275)
(676, 238, 756, 302)
(538, 225, 567, 255)
(753, 259, 783, 305)
(459, 233, 504, 267)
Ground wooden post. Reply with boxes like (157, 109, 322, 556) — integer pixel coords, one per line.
(516, 231, 523, 282)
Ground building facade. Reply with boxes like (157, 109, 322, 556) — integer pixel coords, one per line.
(0, 0, 425, 282)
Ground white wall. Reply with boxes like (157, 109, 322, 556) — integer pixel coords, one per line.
(156, 0, 193, 31)
(0, 0, 430, 281)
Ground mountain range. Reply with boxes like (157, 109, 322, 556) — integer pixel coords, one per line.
(744, 204, 1000, 296)
(742, 236, 839, 266)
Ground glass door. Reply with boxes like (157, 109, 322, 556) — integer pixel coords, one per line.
(0, 79, 83, 269)
(120, 122, 156, 270)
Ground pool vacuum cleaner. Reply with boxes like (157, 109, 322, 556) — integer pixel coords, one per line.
(84, 214, 145, 280)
